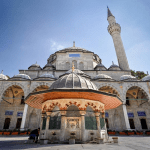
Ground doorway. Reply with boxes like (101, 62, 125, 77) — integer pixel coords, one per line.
(16, 118, 22, 129)
(3, 118, 10, 129)
(129, 119, 135, 129)
(140, 119, 148, 129)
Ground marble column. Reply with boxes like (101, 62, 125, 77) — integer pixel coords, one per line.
(39, 114, 45, 139)
(60, 111, 66, 142)
(20, 104, 28, 131)
(80, 111, 86, 142)
(122, 104, 131, 129)
(95, 112, 101, 138)
(45, 112, 51, 139)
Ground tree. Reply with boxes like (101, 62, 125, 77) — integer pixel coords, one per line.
(131, 70, 147, 79)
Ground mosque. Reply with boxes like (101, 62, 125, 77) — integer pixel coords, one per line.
(0, 8, 150, 143)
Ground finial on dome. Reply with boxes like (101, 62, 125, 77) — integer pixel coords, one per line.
(112, 61, 114, 65)
(36, 61, 37, 64)
(1, 70, 3, 74)
(73, 41, 75, 47)
(72, 62, 75, 72)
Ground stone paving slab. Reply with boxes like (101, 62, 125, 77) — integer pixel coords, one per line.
(0, 135, 150, 150)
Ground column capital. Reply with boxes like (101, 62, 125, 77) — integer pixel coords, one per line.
(95, 112, 100, 117)
(80, 111, 86, 116)
(46, 112, 52, 116)
(60, 111, 66, 116)
(42, 113, 46, 118)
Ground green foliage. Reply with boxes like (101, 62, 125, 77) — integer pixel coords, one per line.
(131, 70, 147, 79)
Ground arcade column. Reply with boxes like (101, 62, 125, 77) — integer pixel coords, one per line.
(20, 104, 28, 131)
(122, 104, 131, 129)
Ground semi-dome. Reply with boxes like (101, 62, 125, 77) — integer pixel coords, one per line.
(142, 75, 150, 81)
(0, 73, 8, 80)
(28, 62, 41, 70)
(120, 75, 136, 81)
(108, 64, 121, 71)
(93, 74, 112, 80)
(94, 63, 107, 71)
(50, 72, 97, 90)
(60, 69, 91, 79)
(11, 74, 31, 80)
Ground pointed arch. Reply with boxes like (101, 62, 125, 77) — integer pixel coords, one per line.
(79, 62, 84, 70)
(98, 83, 121, 97)
(30, 82, 51, 93)
(66, 62, 70, 70)
(0, 83, 26, 103)
(123, 83, 150, 101)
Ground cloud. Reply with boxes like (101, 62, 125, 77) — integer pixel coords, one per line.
(50, 40, 65, 51)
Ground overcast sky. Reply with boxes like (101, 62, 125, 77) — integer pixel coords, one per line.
(0, 0, 150, 77)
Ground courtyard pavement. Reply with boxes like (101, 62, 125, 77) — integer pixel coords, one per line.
(0, 135, 150, 150)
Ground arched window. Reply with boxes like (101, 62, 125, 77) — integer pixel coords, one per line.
(79, 62, 84, 70)
(72, 60, 77, 69)
(85, 106, 97, 130)
(49, 106, 61, 129)
(66, 62, 70, 70)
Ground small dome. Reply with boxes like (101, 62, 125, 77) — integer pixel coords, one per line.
(28, 63, 41, 70)
(0, 73, 8, 80)
(40, 73, 55, 78)
(120, 75, 136, 81)
(94, 63, 107, 70)
(43, 63, 55, 70)
(12, 74, 31, 80)
(142, 75, 150, 81)
(108, 64, 121, 71)
(93, 74, 112, 80)
(50, 72, 97, 90)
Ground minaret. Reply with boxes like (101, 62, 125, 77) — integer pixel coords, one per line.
(107, 7, 130, 70)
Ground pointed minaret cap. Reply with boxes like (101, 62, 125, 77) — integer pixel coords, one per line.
(107, 6, 115, 18)
(73, 41, 75, 47)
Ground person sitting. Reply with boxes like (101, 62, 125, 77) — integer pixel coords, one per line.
(29, 128, 40, 143)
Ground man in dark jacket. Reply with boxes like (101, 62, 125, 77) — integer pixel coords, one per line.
(29, 128, 40, 143)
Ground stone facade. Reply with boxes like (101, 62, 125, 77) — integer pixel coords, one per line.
(0, 8, 150, 132)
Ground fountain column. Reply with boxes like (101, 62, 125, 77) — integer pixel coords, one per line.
(45, 112, 51, 139)
(80, 111, 86, 143)
(60, 111, 66, 142)
(39, 113, 46, 140)
(95, 112, 101, 138)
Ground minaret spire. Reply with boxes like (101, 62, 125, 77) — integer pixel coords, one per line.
(73, 41, 75, 47)
(107, 7, 130, 70)
(107, 6, 114, 18)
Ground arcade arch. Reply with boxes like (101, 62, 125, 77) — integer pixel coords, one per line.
(99, 86, 120, 97)
(2, 85, 24, 105)
(32, 85, 49, 92)
(0, 85, 25, 129)
(125, 86, 149, 106)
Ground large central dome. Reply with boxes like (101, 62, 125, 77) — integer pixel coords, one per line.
(50, 72, 97, 90)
